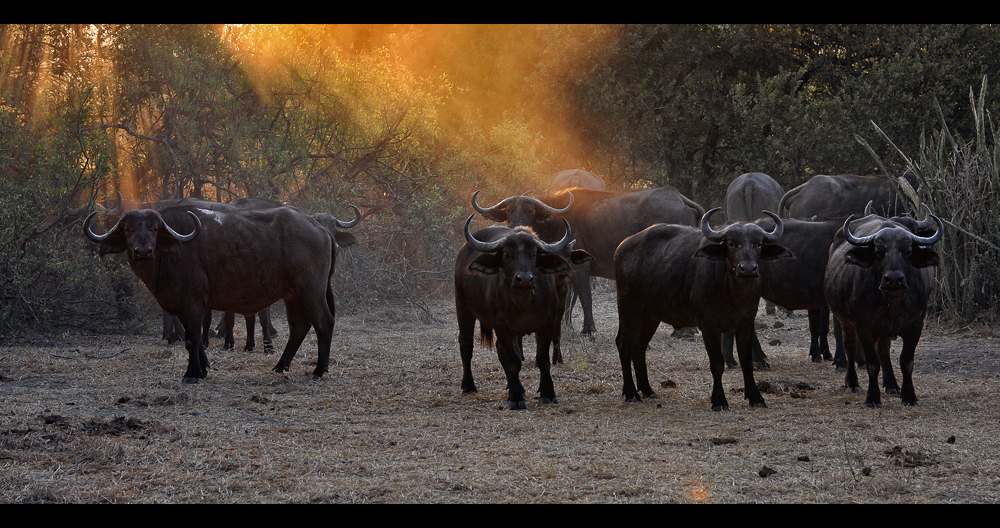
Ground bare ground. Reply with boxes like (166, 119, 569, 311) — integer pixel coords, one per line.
(2, 281, 999, 503)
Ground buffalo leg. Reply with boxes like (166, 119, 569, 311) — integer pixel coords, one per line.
(217, 312, 236, 350)
(877, 336, 900, 395)
(858, 332, 883, 408)
(833, 317, 867, 372)
(242, 313, 256, 351)
(898, 325, 922, 406)
(735, 326, 766, 408)
(722, 330, 769, 370)
(808, 308, 832, 362)
(615, 314, 660, 402)
(163, 312, 183, 344)
(308, 287, 336, 379)
(495, 331, 526, 410)
(272, 302, 312, 375)
(535, 328, 558, 404)
(575, 272, 596, 335)
(456, 302, 478, 394)
(259, 310, 274, 353)
(179, 307, 209, 383)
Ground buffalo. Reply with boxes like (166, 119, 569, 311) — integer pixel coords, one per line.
(824, 206, 942, 408)
(549, 168, 605, 191)
(778, 173, 919, 220)
(211, 205, 363, 352)
(725, 172, 784, 223)
(614, 209, 791, 410)
(455, 215, 592, 410)
(472, 186, 705, 335)
(722, 217, 847, 368)
(84, 204, 342, 383)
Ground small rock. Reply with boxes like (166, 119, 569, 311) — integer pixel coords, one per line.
(768, 339, 781, 346)
(773, 321, 784, 329)
(797, 455, 810, 462)
(947, 436, 956, 444)
(758, 466, 776, 478)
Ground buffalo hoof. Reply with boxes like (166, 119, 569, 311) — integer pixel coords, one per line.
(182, 377, 200, 384)
(263, 345, 275, 355)
(712, 404, 730, 412)
(754, 361, 771, 371)
(865, 401, 882, 409)
(625, 396, 642, 403)
(725, 360, 739, 369)
(750, 401, 768, 409)
(538, 396, 558, 405)
(845, 386, 863, 394)
(243, 345, 254, 352)
(223, 342, 234, 350)
(885, 387, 900, 395)
(462, 387, 477, 395)
(902, 400, 919, 407)
(310, 373, 323, 381)
(508, 400, 527, 410)
(272, 363, 289, 373)
(811, 356, 825, 364)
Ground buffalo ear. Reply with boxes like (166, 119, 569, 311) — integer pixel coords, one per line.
(844, 246, 876, 268)
(334, 232, 358, 249)
(536, 254, 572, 274)
(761, 244, 793, 261)
(911, 247, 939, 268)
(479, 208, 509, 223)
(570, 249, 594, 265)
(694, 243, 727, 261)
(469, 253, 502, 274)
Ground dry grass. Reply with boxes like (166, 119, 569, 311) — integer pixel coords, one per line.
(2, 281, 999, 503)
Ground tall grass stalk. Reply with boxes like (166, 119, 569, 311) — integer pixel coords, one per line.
(859, 76, 999, 323)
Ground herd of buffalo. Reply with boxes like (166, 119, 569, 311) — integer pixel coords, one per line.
(76, 168, 943, 412)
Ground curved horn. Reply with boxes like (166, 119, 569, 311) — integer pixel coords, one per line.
(843, 215, 876, 246)
(700, 208, 727, 242)
(914, 203, 935, 231)
(334, 205, 362, 229)
(162, 211, 201, 242)
(471, 190, 508, 219)
(463, 215, 506, 253)
(535, 218, 573, 254)
(84, 211, 123, 242)
(761, 210, 783, 243)
(908, 210, 943, 245)
(864, 200, 874, 216)
(542, 191, 574, 215)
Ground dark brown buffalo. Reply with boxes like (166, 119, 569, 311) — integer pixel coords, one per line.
(614, 209, 791, 410)
(455, 216, 592, 410)
(84, 205, 340, 383)
(473, 186, 705, 335)
(777, 173, 921, 372)
(549, 169, 605, 191)
(722, 217, 846, 368)
(724, 172, 784, 223)
(824, 208, 942, 408)
(778, 173, 919, 220)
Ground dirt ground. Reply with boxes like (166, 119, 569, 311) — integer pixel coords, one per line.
(2, 281, 999, 503)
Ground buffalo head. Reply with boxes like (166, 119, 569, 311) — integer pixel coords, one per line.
(471, 190, 574, 227)
(842, 206, 942, 295)
(696, 208, 791, 277)
(84, 209, 201, 259)
(463, 215, 592, 290)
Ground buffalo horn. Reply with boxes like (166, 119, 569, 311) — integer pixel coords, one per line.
(701, 208, 726, 242)
(334, 205, 362, 228)
(864, 200, 874, 216)
(842, 215, 873, 246)
(908, 209, 943, 245)
(464, 215, 506, 253)
(534, 218, 573, 254)
(471, 190, 574, 218)
(162, 211, 201, 242)
(761, 210, 783, 243)
(84, 211, 124, 242)
(914, 203, 935, 230)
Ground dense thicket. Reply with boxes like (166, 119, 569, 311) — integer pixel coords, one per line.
(1, 24, 997, 338)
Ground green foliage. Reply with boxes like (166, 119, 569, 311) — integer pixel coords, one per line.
(862, 77, 1000, 322)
